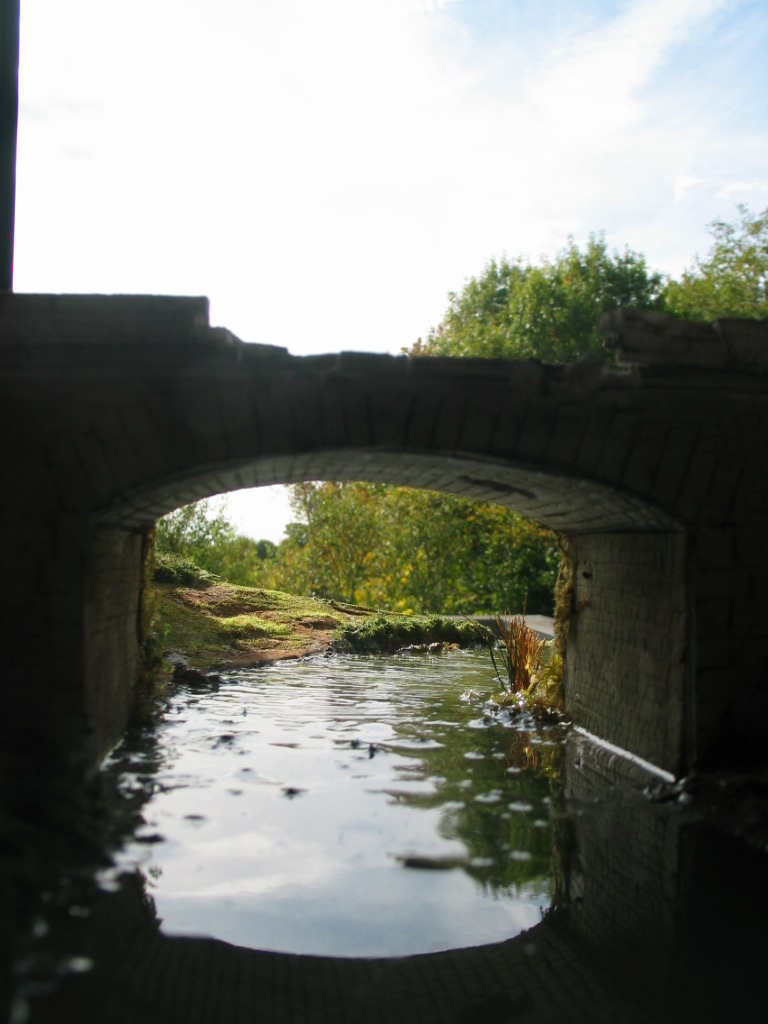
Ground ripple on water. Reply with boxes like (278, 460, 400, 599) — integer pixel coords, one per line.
(105, 649, 563, 957)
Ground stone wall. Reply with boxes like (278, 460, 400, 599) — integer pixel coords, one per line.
(564, 531, 691, 775)
(82, 527, 144, 767)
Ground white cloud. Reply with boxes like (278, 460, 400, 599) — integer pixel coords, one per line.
(674, 175, 709, 201)
(716, 178, 768, 200)
(13, 0, 767, 355)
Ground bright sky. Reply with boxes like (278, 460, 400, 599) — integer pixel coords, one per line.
(13, 0, 768, 541)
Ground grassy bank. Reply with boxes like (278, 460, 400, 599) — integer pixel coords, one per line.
(150, 553, 489, 671)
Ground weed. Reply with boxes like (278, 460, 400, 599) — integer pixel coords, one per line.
(489, 600, 547, 694)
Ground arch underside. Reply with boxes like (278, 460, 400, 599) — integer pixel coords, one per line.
(99, 448, 680, 535)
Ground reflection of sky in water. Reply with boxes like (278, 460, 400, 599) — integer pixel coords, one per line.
(162, 869, 543, 959)
(104, 650, 561, 957)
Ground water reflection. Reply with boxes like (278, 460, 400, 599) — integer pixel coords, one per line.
(6, 652, 768, 1022)
(559, 731, 768, 1021)
(98, 650, 562, 958)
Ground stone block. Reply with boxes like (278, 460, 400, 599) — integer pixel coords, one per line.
(430, 394, 467, 450)
(574, 406, 616, 476)
(459, 395, 500, 452)
(514, 401, 556, 461)
(0, 293, 212, 345)
(368, 381, 414, 447)
(215, 386, 260, 459)
(251, 382, 298, 455)
(621, 422, 668, 497)
(648, 423, 699, 512)
(694, 525, 736, 569)
(545, 405, 588, 468)
(699, 454, 748, 525)
(674, 443, 718, 524)
(338, 383, 374, 448)
(590, 410, 641, 485)
(488, 402, 526, 456)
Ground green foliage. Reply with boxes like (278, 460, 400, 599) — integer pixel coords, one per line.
(156, 497, 276, 585)
(156, 497, 234, 562)
(415, 236, 664, 364)
(251, 483, 559, 616)
(663, 205, 768, 321)
(275, 482, 385, 603)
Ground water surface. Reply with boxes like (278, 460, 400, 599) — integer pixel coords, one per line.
(102, 649, 564, 957)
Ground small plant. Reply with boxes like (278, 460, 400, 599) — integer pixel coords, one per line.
(488, 599, 547, 694)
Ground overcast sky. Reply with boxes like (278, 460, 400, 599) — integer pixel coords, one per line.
(13, 0, 768, 540)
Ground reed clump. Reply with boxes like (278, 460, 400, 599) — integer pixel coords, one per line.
(489, 604, 548, 694)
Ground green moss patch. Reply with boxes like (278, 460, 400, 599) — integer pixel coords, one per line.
(331, 612, 490, 653)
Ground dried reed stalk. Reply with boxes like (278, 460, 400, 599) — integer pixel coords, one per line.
(491, 600, 546, 694)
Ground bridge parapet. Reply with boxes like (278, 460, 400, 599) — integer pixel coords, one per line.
(604, 307, 768, 372)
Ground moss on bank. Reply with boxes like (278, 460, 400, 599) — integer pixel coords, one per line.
(332, 611, 488, 653)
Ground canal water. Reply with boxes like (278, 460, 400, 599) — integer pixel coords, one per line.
(9, 649, 768, 1022)
(98, 648, 564, 959)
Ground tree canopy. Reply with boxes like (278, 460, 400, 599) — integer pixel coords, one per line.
(413, 235, 665, 364)
(663, 205, 768, 321)
(251, 483, 559, 615)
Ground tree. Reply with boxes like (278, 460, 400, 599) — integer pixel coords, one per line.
(416, 236, 664, 364)
(156, 497, 236, 566)
(262, 483, 385, 604)
(663, 205, 768, 321)
(155, 497, 275, 585)
(252, 483, 559, 615)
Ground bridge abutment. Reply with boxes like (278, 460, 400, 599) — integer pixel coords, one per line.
(563, 530, 691, 776)
(82, 526, 145, 765)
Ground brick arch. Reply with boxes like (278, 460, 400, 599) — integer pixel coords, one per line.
(2, 295, 767, 776)
(100, 448, 679, 535)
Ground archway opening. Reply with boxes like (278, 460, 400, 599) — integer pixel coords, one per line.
(80, 453, 690, 963)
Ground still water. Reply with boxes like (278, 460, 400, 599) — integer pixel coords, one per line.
(100, 649, 564, 958)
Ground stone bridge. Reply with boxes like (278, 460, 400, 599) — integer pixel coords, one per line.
(1, 294, 766, 776)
